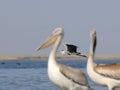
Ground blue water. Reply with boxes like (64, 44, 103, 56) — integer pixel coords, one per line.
(0, 59, 120, 90)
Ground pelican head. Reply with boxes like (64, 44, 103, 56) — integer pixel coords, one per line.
(36, 27, 64, 51)
(90, 29, 97, 53)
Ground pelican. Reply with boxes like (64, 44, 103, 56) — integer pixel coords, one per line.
(87, 30, 120, 90)
(60, 43, 87, 58)
(36, 27, 92, 90)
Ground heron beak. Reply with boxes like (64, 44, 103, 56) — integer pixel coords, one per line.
(36, 33, 58, 51)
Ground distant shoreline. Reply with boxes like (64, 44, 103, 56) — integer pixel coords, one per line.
(0, 54, 120, 60)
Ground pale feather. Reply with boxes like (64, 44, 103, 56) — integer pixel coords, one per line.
(58, 64, 89, 86)
(94, 63, 120, 80)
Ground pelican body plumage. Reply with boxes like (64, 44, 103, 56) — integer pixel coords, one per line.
(36, 27, 92, 90)
(87, 30, 120, 90)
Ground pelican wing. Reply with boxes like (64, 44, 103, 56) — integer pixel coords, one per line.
(94, 63, 120, 80)
(59, 64, 88, 85)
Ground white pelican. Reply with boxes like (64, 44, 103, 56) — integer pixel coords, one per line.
(87, 30, 120, 90)
(60, 43, 87, 58)
(36, 27, 92, 90)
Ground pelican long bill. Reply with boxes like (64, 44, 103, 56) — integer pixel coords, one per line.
(36, 33, 58, 51)
(87, 29, 120, 90)
(36, 27, 92, 90)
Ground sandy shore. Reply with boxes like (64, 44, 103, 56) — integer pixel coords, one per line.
(0, 54, 120, 60)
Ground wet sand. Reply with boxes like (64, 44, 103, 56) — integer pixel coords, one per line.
(0, 54, 120, 60)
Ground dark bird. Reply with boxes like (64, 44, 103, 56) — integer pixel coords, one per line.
(60, 43, 87, 57)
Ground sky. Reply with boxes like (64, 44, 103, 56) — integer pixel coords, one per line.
(0, 0, 120, 55)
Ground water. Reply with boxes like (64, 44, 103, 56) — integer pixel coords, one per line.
(0, 59, 120, 90)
